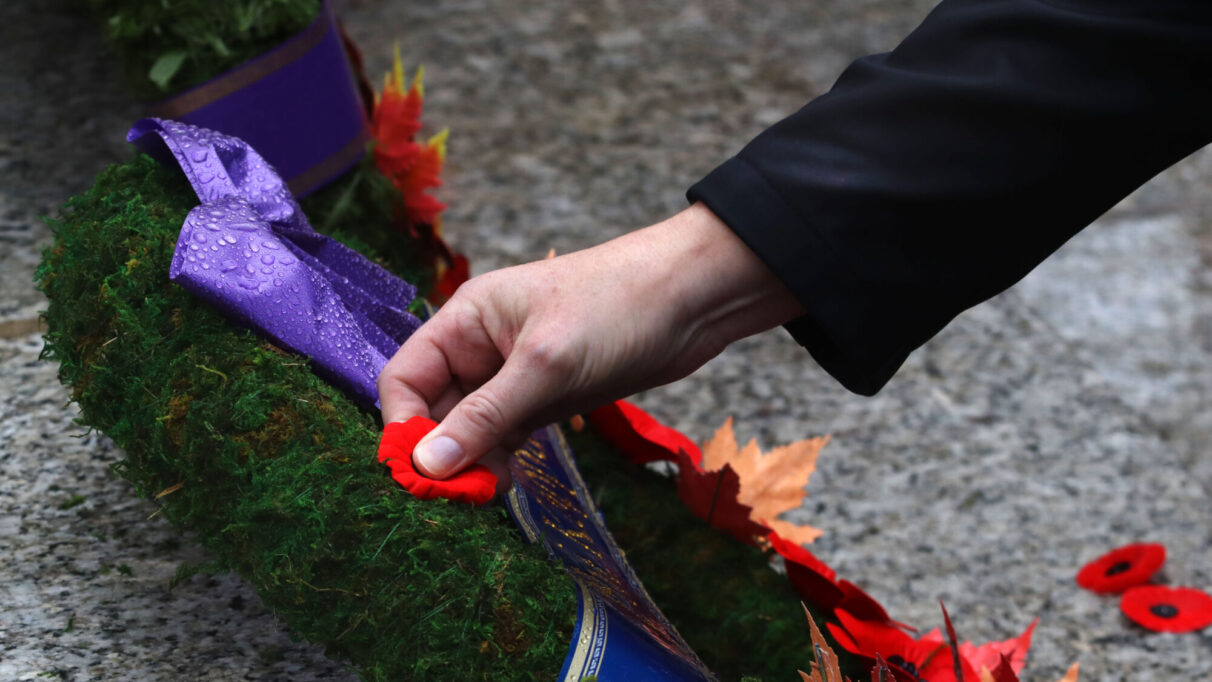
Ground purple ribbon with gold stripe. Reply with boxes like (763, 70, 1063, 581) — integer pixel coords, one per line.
(143, 1, 369, 197)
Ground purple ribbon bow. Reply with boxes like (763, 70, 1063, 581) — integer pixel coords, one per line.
(129, 117, 421, 408)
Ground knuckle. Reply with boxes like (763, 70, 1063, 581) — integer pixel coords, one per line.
(457, 391, 509, 434)
(434, 297, 487, 339)
(518, 338, 577, 374)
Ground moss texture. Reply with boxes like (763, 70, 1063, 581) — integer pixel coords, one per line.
(38, 155, 575, 681)
(38, 152, 853, 681)
(61, 0, 839, 677)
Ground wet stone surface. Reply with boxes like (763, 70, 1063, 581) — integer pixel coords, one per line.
(2, 0, 1211, 680)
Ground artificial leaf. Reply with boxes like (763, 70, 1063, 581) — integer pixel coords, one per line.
(800, 603, 847, 682)
(701, 417, 827, 545)
(672, 447, 770, 544)
(832, 611, 979, 682)
(978, 654, 1020, 682)
(1057, 662, 1080, 682)
(371, 46, 453, 253)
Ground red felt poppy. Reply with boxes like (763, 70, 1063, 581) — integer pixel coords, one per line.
(587, 399, 702, 466)
(378, 416, 497, 506)
(768, 531, 845, 611)
(829, 611, 978, 682)
(1120, 585, 1212, 633)
(1075, 542, 1166, 594)
(767, 532, 915, 635)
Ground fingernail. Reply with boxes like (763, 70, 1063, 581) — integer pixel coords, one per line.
(415, 436, 463, 478)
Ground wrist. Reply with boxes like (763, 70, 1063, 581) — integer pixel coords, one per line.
(638, 203, 806, 349)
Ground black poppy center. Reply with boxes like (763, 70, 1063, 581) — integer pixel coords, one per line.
(1149, 603, 1179, 619)
(886, 655, 927, 682)
(1104, 560, 1133, 577)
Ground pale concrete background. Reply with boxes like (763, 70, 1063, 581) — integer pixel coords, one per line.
(1, 0, 1209, 679)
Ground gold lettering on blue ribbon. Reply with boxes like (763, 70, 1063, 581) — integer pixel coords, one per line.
(505, 426, 711, 676)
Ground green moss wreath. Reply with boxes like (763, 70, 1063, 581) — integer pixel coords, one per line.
(39, 2, 830, 678)
(38, 155, 818, 681)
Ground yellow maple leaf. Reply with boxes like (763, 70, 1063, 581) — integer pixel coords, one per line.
(701, 417, 828, 545)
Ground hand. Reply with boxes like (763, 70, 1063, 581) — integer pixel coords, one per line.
(377, 203, 805, 479)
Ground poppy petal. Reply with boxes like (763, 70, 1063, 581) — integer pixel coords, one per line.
(959, 618, 1037, 675)
(1075, 543, 1166, 594)
(837, 580, 914, 631)
(587, 399, 703, 466)
(378, 417, 497, 506)
(1120, 585, 1212, 633)
(768, 531, 845, 611)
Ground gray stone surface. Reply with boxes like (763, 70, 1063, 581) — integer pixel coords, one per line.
(2, 0, 1210, 680)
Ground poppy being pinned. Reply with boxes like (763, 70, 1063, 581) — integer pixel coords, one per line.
(1075, 543, 1166, 594)
(378, 416, 497, 505)
(1120, 585, 1212, 633)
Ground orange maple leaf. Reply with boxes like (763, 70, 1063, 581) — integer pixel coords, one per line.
(701, 417, 828, 546)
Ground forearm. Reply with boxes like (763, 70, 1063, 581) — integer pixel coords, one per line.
(692, 0, 1212, 394)
(617, 203, 806, 372)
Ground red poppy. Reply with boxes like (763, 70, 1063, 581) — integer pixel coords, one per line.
(916, 614, 1037, 677)
(1075, 543, 1166, 594)
(587, 399, 702, 466)
(837, 580, 916, 632)
(768, 532, 915, 635)
(1120, 585, 1212, 633)
(378, 416, 497, 505)
(768, 531, 844, 611)
(954, 618, 1036, 675)
(829, 611, 979, 682)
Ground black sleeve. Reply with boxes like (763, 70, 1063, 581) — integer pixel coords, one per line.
(688, 0, 1212, 395)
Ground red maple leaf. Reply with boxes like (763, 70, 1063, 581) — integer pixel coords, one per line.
(671, 446, 771, 544)
(431, 253, 470, 304)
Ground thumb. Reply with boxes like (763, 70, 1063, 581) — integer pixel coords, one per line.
(413, 356, 563, 478)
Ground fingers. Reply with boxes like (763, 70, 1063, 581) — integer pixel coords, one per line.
(377, 298, 504, 425)
(377, 330, 448, 424)
(413, 344, 570, 479)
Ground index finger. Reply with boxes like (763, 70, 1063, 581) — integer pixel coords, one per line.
(376, 326, 452, 424)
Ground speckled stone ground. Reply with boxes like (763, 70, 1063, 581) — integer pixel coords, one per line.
(2, 0, 1209, 680)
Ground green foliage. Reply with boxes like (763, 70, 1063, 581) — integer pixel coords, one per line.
(38, 154, 575, 680)
(84, 0, 320, 98)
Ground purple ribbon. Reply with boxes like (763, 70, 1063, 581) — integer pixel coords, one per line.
(129, 117, 421, 408)
(142, 1, 369, 197)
